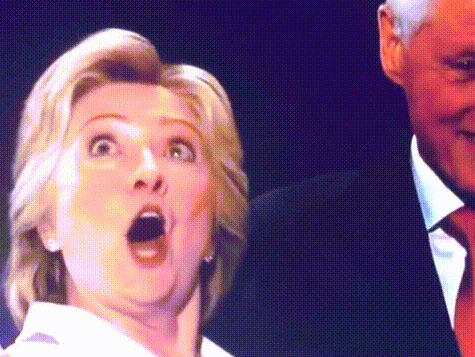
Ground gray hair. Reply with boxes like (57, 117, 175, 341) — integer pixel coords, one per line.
(385, 0, 432, 41)
(6, 28, 248, 327)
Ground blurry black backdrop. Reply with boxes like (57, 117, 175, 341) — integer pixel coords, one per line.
(0, 0, 409, 345)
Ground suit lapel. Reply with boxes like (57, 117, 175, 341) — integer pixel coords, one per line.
(362, 138, 459, 354)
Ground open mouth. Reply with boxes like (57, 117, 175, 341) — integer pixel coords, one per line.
(127, 209, 167, 263)
(127, 211, 165, 243)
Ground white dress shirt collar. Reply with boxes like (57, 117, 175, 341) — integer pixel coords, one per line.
(12, 302, 232, 356)
(410, 135, 466, 329)
(410, 136, 464, 230)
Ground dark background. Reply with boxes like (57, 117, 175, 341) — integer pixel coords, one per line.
(0, 0, 409, 345)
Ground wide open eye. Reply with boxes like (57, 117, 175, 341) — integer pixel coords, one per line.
(168, 140, 196, 162)
(89, 135, 118, 156)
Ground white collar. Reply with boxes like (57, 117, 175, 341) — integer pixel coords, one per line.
(410, 136, 464, 230)
(17, 302, 232, 356)
(410, 135, 468, 329)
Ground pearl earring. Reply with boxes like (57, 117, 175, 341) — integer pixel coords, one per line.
(47, 238, 60, 253)
(204, 252, 215, 263)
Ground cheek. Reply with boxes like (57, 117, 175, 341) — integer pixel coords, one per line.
(172, 171, 216, 249)
(184, 174, 216, 219)
(54, 163, 127, 284)
(406, 75, 442, 118)
(58, 147, 129, 201)
(54, 155, 126, 242)
(404, 68, 467, 123)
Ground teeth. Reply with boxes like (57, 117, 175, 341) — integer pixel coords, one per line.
(140, 211, 161, 218)
(134, 248, 159, 258)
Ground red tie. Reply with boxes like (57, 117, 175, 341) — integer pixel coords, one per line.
(445, 207, 475, 356)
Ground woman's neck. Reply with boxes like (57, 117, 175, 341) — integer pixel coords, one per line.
(67, 278, 202, 356)
(118, 288, 202, 356)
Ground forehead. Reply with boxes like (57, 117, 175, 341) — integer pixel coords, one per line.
(411, 0, 475, 53)
(70, 82, 201, 131)
(429, 0, 475, 29)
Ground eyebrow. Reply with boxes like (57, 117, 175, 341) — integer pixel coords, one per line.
(82, 113, 129, 128)
(81, 113, 204, 137)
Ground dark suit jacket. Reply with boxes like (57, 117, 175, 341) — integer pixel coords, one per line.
(204, 139, 461, 356)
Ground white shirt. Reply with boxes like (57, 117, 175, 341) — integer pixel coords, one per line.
(1, 302, 232, 357)
(411, 136, 467, 328)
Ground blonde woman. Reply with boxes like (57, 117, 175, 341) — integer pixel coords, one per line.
(3, 28, 247, 356)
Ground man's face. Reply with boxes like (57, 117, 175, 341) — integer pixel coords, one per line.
(381, 0, 475, 197)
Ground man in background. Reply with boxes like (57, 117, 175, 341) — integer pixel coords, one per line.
(205, 0, 475, 355)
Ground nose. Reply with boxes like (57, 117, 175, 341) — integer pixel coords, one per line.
(133, 148, 167, 194)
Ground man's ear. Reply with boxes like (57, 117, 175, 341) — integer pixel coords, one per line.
(378, 4, 405, 86)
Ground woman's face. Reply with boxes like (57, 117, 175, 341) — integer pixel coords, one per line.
(44, 82, 216, 316)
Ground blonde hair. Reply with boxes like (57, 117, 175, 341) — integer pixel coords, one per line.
(6, 28, 248, 327)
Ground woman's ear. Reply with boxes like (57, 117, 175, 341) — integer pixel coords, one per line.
(38, 222, 60, 253)
(378, 4, 405, 86)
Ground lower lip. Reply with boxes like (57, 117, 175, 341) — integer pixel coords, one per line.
(128, 238, 167, 268)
